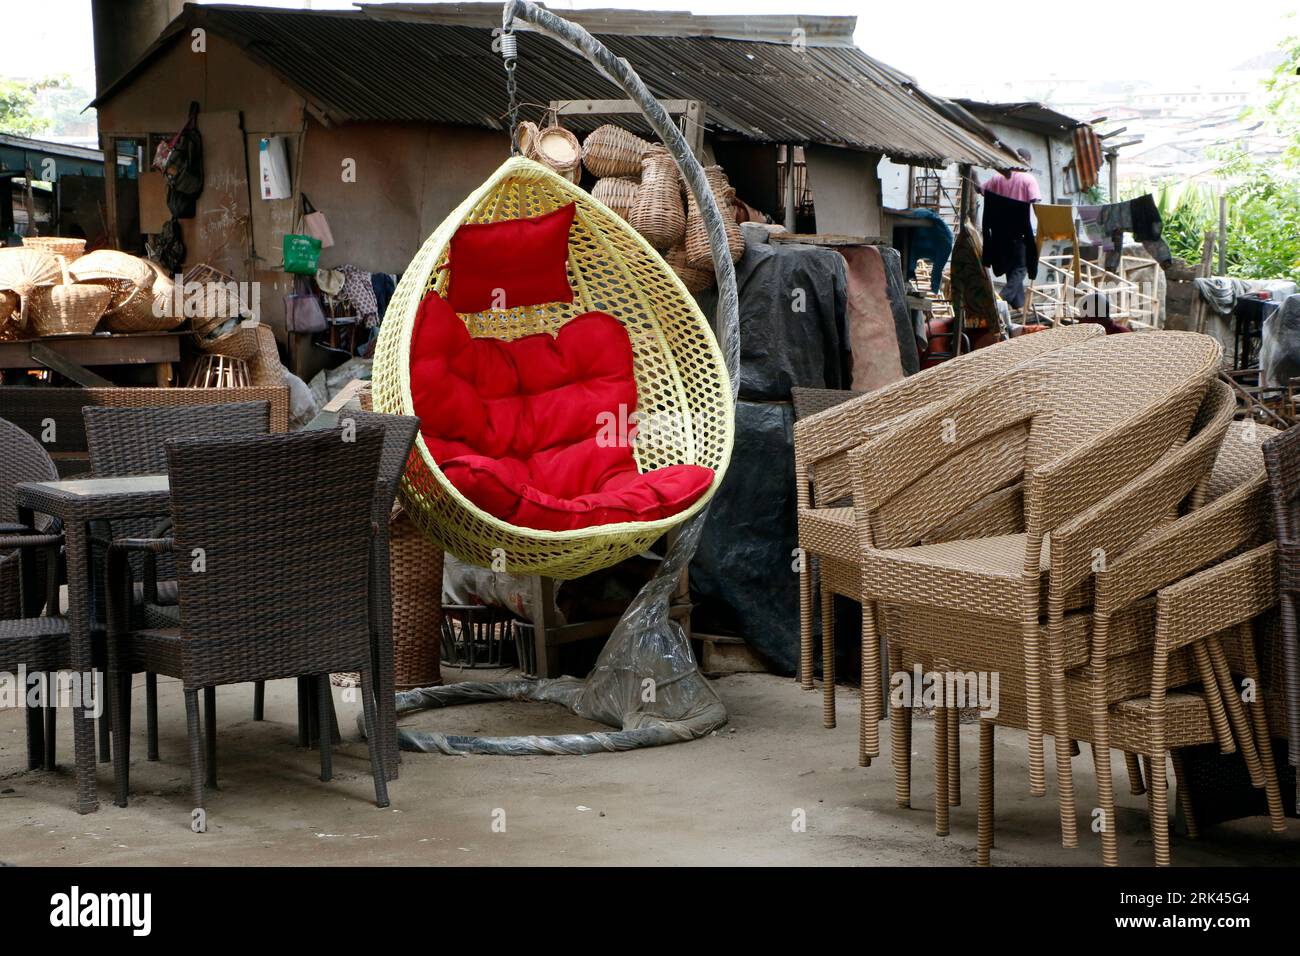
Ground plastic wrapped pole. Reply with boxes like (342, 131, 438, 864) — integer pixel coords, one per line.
(377, 1, 741, 755)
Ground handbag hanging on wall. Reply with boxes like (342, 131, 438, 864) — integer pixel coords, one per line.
(301, 193, 335, 248)
(283, 274, 327, 333)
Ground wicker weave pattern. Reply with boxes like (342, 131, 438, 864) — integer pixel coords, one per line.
(629, 148, 686, 250)
(582, 124, 652, 178)
(372, 156, 733, 579)
(1262, 424, 1300, 779)
(590, 176, 639, 221)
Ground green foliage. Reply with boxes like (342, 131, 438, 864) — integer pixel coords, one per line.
(0, 76, 65, 137)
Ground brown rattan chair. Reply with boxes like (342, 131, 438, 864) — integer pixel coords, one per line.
(846, 332, 1221, 847)
(0, 415, 65, 769)
(1263, 424, 1300, 804)
(84, 401, 271, 774)
(300, 408, 421, 780)
(794, 325, 1103, 753)
(105, 428, 390, 817)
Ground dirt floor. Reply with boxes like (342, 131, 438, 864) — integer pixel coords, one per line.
(1, 668, 1296, 866)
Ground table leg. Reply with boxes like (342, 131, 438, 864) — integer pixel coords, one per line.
(16, 506, 44, 769)
(65, 519, 99, 814)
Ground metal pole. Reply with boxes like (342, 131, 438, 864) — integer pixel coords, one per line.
(1218, 193, 1228, 275)
(784, 147, 796, 231)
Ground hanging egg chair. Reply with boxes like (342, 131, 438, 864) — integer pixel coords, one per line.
(373, 99, 737, 581)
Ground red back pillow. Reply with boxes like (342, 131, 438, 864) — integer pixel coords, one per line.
(447, 202, 576, 313)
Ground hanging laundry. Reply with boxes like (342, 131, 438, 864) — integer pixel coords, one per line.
(339, 264, 379, 327)
(1094, 196, 1172, 272)
(981, 191, 1037, 309)
(1034, 203, 1081, 285)
(950, 222, 999, 330)
(371, 272, 398, 324)
(893, 208, 953, 293)
(1072, 126, 1102, 191)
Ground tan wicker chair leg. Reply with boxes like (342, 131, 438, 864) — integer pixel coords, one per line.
(1236, 630, 1287, 832)
(861, 595, 881, 762)
(1022, 537, 1047, 797)
(947, 707, 961, 807)
(1089, 611, 1120, 865)
(858, 598, 881, 767)
(935, 705, 950, 837)
(1092, 741, 1120, 866)
(1147, 752, 1171, 866)
(890, 642, 911, 809)
(1169, 750, 1199, 840)
(799, 559, 815, 691)
(1124, 751, 1146, 795)
(1206, 638, 1265, 787)
(820, 586, 836, 729)
(1046, 600, 1078, 848)
(1191, 641, 1236, 753)
(977, 719, 994, 866)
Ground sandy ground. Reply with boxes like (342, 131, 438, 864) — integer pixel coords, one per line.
(0, 668, 1295, 866)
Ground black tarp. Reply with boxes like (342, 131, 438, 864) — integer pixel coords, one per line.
(694, 235, 851, 400)
(690, 400, 801, 672)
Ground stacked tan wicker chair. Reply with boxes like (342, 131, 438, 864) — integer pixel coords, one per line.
(843, 332, 1222, 848)
(794, 325, 1104, 764)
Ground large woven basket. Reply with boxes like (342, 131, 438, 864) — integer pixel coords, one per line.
(69, 249, 155, 312)
(22, 236, 86, 262)
(391, 508, 445, 689)
(372, 156, 734, 579)
(0, 246, 61, 333)
(629, 147, 686, 250)
(28, 256, 111, 337)
(582, 124, 652, 178)
(685, 166, 745, 269)
(590, 176, 639, 221)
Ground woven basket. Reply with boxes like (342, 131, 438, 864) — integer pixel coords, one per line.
(101, 277, 182, 334)
(0, 246, 61, 333)
(28, 256, 110, 337)
(522, 122, 582, 183)
(629, 147, 686, 250)
(371, 156, 734, 579)
(196, 320, 260, 361)
(582, 124, 653, 178)
(685, 166, 745, 269)
(590, 176, 639, 221)
(665, 243, 714, 293)
(391, 508, 445, 689)
(69, 249, 155, 311)
(22, 236, 86, 262)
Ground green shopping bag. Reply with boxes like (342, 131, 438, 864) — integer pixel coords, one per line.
(282, 233, 322, 275)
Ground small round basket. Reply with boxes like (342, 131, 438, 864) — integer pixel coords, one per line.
(22, 236, 86, 263)
(582, 124, 653, 178)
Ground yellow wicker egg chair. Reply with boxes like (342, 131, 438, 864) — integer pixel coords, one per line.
(372, 157, 735, 580)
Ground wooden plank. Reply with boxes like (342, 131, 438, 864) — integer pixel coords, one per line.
(550, 98, 696, 116)
(27, 344, 114, 386)
(0, 333, 182, 371)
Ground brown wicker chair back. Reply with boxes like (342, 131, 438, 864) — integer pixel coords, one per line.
(166, 428, 382, 685)
(1262, 423, 1300, 786)
(0, 416, 59, 620)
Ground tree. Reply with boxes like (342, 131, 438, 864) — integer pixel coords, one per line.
(0, 76, 66, 137)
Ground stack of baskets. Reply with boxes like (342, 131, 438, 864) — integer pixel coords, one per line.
(28, 255, 113, 337)
(577, 124, 745, 293)
(0, 247, 62, 338)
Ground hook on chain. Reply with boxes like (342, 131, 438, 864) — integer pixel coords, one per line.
(501, 28, 521, 156)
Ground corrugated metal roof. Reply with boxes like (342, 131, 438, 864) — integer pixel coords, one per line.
(92, 3, 1021, 169)
(954, 100, 1088, 137)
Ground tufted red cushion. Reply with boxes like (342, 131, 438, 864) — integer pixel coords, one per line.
(446, 203, 576, 313)
(410, 291, 714, 531)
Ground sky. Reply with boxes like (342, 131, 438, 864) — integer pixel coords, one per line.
(10, 0, 1298, 99)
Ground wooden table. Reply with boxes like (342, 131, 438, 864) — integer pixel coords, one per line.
(0, 333, 181, 387)
(14, 475, 171, 814)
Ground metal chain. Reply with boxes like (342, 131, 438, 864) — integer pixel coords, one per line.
(501, 29, 520, 155)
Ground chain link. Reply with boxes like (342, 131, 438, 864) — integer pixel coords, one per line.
(502, 29, 520, 156)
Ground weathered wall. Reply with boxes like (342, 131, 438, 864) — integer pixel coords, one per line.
(96, 33, 508, 349)
(803, 145, 883, 237)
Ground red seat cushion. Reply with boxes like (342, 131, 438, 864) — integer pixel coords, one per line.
(446, 203, 576, 313)
(410, 291, 714, 532)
